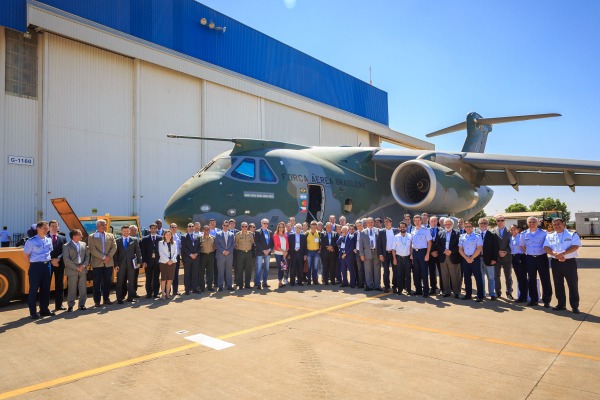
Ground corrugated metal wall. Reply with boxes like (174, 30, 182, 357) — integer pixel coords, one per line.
(263, 100, 319, 146)
(44, 34, 134, 224)
(138, 61, 202, 226)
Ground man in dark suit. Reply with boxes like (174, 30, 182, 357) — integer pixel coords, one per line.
(493, 216, 513, 299)
(287, 223, 307, 286)
(377, 217, 399, 293)
(140, 223, 162, 298)
(48, 220, 67, 310)
(478, 217, 499, 300)
(114, 226, 142, 303)
(337, 226, 357, 287)
(319, 222, 338, 285)
(181, 223, 201, 294)
(428, 216, 442, 294)
(435, 219, 462, 298)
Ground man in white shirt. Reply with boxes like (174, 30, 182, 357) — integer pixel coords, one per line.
(392, 222, 412, 295)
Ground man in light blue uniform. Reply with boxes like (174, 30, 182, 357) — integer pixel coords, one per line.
(543, 218, 581, 314)
(411, 215, 432, 297)
(520, 217, 552, 307)
(23, 221, 54, 319)
(458, 221, 484, 302)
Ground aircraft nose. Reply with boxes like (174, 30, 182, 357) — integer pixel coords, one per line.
(164, 187, 194, 224)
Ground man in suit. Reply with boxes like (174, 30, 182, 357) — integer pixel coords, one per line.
(128, 225, 141, 298)
(319, 222, 338, 285)
(359, 217, 381, 291)
(478, 217, 500, 300)
(427, 216, 443, 295)
(181, 223, 200, 295)
(114, 226, 142, 304)
(377, 217, 399, 293)
(288, 223, 307, 286)
(493, 215, 514, 299)
(337, 226, 356, 287)
(63, 229, 90, 312)
(140, 223, 162, 298)
(88, 219, 117, 307)
(353, 220, 365, 288)
(435, 219, 462, 298)
(215, 220, 235, 291)
(48, 220, 67, 310)
(254, 218, 273, 289)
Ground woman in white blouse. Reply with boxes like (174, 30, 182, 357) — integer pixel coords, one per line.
(158, 230, 178, 299)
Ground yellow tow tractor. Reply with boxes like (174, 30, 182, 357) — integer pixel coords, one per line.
(0, 198, 140, 306)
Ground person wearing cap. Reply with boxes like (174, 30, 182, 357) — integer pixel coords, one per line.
(520, 217, 552, 307)
(543, 218, 581, 314)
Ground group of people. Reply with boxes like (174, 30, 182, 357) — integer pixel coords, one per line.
(23, 212, 582, 320)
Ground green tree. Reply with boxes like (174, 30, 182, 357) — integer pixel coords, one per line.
(469, 209, 486, 226)
(529, 197, 570, 222)
(505, 203, 528, 213)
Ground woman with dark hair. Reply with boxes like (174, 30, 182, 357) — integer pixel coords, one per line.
(272, 222, 289, 288)
(158, 230, 178, 299)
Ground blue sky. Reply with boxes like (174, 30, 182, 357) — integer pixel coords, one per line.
(200, 0, 600, 217)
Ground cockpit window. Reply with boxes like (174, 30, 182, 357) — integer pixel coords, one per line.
(203, 157, 233, 175)
(259, 160, 276, 183)
(231, 158, 256, 181)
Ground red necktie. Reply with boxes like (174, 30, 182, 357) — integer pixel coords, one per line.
(52, 235, 57, 247)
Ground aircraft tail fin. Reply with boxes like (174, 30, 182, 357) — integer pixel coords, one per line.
(425, 112, 561, 153)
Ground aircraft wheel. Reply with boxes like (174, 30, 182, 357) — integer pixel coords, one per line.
(0, 264, 18, 307)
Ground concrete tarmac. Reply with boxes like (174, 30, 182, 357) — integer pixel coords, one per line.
(1, 241, 599, 399)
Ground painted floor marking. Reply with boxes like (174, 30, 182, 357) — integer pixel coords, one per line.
(184, 333, 235, 350)
(0, 292, 386, 400)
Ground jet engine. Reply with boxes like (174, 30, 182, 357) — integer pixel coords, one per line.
(390, 159, 479, 214)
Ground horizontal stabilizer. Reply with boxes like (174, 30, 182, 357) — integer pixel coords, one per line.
(474, 113, 561, 126)
(426, 122, 467, 137)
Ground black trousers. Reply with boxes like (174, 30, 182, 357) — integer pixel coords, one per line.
(93, 266, 113, 303)
(551, 258, 579, 309)
(526, 255, 552, 304)
(428, 255, 443, 292)
(512, 253, 528, 300)
(200, 253, 215, 290)
(50, 265, 65, 307)
(145, 260, 160, 297)
(381, 252, 396, 290)
(395, 255, 411, 292)
(183, 256, 199, 292)
(116, 265, 136, 300)
(172, 255, 181, 294)
(321, 251, 337, 284)
(289, 253, 304, 285)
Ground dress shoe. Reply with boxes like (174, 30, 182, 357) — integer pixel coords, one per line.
(496, 293, 501, 298)
(516, 298, 527, 303)
(117, 300, 124, 305)
(126, 298, 137, 303)
(133, 294, 141, 299)
(376, 287, 383, 291)
(573, 308, 581, 314)
(67, 307, 73, 312)
(184, 291, 190, 295)
(365, 287, 372, 291)
(454, 294, 460, 299)
(423, 294, 429, 298)
(527, 301, 538, 307)
(263, 283, 271, 288)
(30, 314, 40, 320)
(207, 288, 215, 292)
(474, 298, 483, 303)
(95, 303, 102, 308)
(461, 296, 472, 301)
(490, 296, 497, 301)
(443, 293, 451, 298)
(552, 306, 566, 311)
(40, 310, 56, 317)
(227, 287, 234, 291)
(507, 294, 515, 300)
(255, 284, 262, 290)
(192, 290, 201, 294)
(55, 305, 67, 311)
(384, 288, 390, 293)
(145, 294, 152, 299)
(544, 302, 550, 308)
(340, 284, 348, 287)
(104, 300, 113, 305)
(78, 306, 87, 310)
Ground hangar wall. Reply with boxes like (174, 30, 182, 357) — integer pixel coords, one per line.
(0, 30, 400, 233)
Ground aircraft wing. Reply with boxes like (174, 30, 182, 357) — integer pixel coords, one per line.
(462, 153, 600, 188)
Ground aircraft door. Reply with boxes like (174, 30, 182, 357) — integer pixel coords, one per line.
(307, 184, 325, 223)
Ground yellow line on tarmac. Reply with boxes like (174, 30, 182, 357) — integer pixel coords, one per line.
(240, 296, 600, 362)
(0, 292, 387, 399)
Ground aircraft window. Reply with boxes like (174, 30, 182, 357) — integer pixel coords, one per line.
(205, 157, 233, 174)
(344, 198, 353, 213)
(231, 158, 256, 181)
(259, 160, 276, 183)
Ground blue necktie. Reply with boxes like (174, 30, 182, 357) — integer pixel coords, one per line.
(124, 238, 129, 249)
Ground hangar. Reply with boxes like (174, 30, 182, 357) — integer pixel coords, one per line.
(0, 0, 432, 232)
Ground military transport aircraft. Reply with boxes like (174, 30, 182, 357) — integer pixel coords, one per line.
(163, 112, 600, 228)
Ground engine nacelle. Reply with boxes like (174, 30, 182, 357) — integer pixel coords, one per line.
(390, 159, 478, 214)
